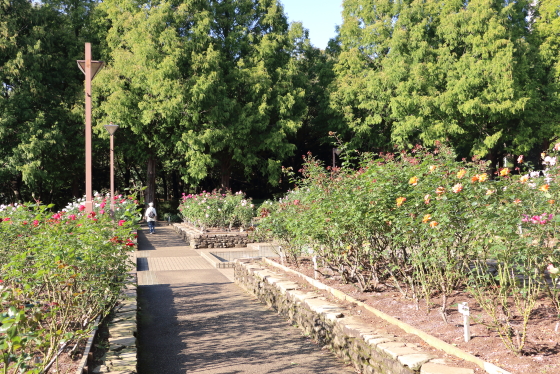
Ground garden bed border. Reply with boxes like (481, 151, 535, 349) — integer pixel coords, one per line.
(234, 257, 511, 374)
(172, 222, 252, 249)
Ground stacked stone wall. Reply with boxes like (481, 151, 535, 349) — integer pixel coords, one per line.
(172, 223, 251, 249)
(235, 259, 478, 374)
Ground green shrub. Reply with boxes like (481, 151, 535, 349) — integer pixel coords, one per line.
(257, 143, 560, 355)
(179, 190, 255, 230)
(0, 201, 138, 373)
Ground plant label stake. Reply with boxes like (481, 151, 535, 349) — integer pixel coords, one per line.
(458, 302, 471, 342)
(312, 255, 319, 279)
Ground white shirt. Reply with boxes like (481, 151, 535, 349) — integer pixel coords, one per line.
(145, 206, 157, 222)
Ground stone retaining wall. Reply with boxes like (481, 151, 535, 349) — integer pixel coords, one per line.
(173, 223, 252, 249)
(235, 258, 476, 374)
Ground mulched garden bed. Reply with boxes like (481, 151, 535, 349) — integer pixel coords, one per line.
(264, 257, 560, 374)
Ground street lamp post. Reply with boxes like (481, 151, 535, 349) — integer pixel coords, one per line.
(332, 148, 341, 168)
(104, 122, 119, 216)
(77, 43, 104, 213)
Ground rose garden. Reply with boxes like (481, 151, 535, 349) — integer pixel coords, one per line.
(3, 142, 560, 373)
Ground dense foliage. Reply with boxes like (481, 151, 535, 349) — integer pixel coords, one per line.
(0, 201, 139, 373)
(333, 0, 560, 160)
(3, 0, 560, 206)
(257, 143, 560, 354)
(179, 190, 255, 230)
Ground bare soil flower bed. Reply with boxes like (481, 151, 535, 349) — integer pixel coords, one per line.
(266, 257, 560, 374)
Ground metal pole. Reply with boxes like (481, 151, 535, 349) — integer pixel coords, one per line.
(85, 43, 93, 213)
(110, 133, 115, 216)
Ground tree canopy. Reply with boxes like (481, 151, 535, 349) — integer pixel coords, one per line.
(2, 0, 560, 206)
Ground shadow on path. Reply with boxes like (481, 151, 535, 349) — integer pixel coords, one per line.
(137, 223, 186, 251)
(137, 275, 352, 374)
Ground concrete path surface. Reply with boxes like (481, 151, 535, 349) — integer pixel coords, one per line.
(135, 223, 354, 374)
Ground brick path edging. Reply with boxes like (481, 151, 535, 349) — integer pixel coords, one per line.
(234, 258, 509, 374)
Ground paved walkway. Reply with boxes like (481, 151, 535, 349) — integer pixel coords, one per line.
(135, 223, 354, 374)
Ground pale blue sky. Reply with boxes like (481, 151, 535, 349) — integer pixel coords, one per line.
(279, 0, 343, 50)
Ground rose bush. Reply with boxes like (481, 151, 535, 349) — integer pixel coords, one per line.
(178, 190, 254, 230)
(257, 143, 560, 355)
(0, 200, 138, 373)
(64, 192, 141, 224)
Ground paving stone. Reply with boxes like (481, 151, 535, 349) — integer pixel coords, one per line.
(108, 335, 136, 347)
(91, 365, 109, 373)
(429, 359, 451, 365)
(113, 360, 136, 367)
(365, 335, 397, 347)
(339, 317, 379, 339)
(382, 345, 421, 360)
(362, 333, 393, 341)
(264, 275, 283, 285)
(304, 297, 345, 316)
(122, 290, 136, 298)
(421, 362, 475, 374)
(324, 311, 345, 322)
(114, 310, 136, 319)
(116, 347, 136, 356)
(115, 303, 137, 313)
(110, 332, 136, 341)
(398, 353, 435, 370)
(275, 280, 300, 294)
(289, 290, 319, 303)
(109, 321, 136, 329)
(377, 341, 407, 356)
(111, 314, 136, 323)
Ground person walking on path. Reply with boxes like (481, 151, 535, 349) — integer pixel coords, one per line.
(145, 202, 157, 234)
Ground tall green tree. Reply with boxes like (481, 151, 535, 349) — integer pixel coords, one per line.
(0, 0, 86, 204)
(287, 23, 344, 166)
(175, 0, 307, 189)
(96, 0, 306, 201)
(95, 0, 197, 204)
(529, 0, 560, 150)
(333, 0, 535, 160)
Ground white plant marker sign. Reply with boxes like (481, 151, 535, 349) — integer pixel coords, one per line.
(458, 302, 471, 342)
(312, 255, 319, 279)
(279, 246, 285, 266)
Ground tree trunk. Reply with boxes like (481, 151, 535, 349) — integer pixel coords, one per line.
(145, 155, 157, 207)
(172, 170, 180, 199)
(72, 176, 80, 199)
(162, 169, 168, 200)
(220, 156, 231, 191)
(123, 156, 131, 189)
(488, 150, 499, 179)
(11, 173, 22, 203)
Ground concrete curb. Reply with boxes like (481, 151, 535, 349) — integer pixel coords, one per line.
(261, 258, 511, 374)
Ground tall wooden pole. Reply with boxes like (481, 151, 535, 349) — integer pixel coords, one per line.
(110, 134, 115, 215)
(85, 43, 93, 213)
